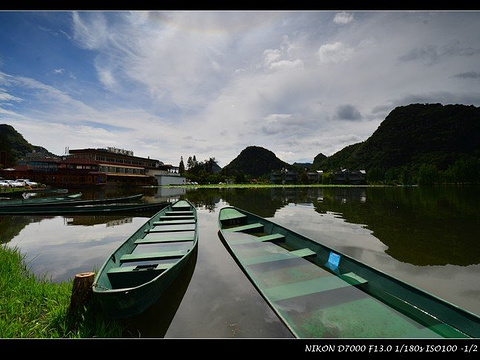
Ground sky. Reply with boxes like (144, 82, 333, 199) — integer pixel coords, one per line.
(1, 10, 480, 167)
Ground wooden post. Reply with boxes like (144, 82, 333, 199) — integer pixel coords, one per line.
(68, 271, 95, 316)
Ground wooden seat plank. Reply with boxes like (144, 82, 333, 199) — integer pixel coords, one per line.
(146, 224, 196, 233)
(230, 233, 285, 245)
(226, 223, 264, 233)
(290, 248, 316, 258)
(165, 211, 194, 216)
(160, 215, 195, 220)
(108, 262, 174, 274)
(135, 234, 195, 244)
(153, 219, 195, 225)
(257, 233, 285, 242)
(265, 275, 354, 302)
(243, 247, 314, 266)
(120, 249, 186, 262)
(340, 272, 368, 286)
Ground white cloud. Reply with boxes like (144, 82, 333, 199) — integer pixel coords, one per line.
(0, 91, 22, 103)
(317, 42, 354, 64)
(261, 35, 305, 71)
(71, 12, 109, 50)
(334, 12, 354, 25)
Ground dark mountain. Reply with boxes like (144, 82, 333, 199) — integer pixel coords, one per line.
(293, 162, 313, 170)
(313, 103, 480, 178)
(313, 153, 327, 164)
(221, 145, 294, 178)
(0, 124, 57, 168)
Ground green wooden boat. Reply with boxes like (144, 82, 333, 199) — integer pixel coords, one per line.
(0, 201, 168, 215)
(93, 199, 198, 318)
(0, 193, 142, 210)
(0, 192, 82, 206)
(218, 206, 480, 338)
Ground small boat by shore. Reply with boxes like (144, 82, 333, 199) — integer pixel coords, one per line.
(218, 206, 480, 338)
(0, 193, 144, 212)
(92, 199, 198, 318)
(0, 192, 82, 205)
(0, 201, 168, 215)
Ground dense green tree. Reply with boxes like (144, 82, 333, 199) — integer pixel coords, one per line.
(418, 164, 439, 186)
(179, 157, 185, 174)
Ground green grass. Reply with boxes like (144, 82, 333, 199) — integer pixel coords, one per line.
(160, 183, 381, 189)
(0, 244, 123, 338)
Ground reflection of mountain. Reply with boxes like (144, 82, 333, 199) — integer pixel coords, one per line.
(217, 187, 285, 218)
(0, 216, 40, 244)
(182, 187, 222, 212)
(220, 187, 358, 218)
(313, 187, 480, 266)
(121, 245, 198, 337)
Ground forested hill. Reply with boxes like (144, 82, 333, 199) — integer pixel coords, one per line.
(312, 103, 480, 183)
(0, 124, 56, 168)
(221, 145, 295, 179)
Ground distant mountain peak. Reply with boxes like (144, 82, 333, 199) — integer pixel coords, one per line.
(222, 145, 293, 178)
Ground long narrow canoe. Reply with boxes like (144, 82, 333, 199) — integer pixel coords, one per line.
(218, 206, 480, 338)
(0, 201, 168, 215)
(0, 193, 143, 210)
(0, 192, 82, 206)
(92, 199, 198, 318)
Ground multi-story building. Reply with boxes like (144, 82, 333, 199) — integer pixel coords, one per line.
(2, 156, 107, 187)
(1, 147, 185, 188)
(68, 147, 185, 186)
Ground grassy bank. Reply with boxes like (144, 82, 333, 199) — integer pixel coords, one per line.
(160, 183, 386, 189)
(0, 245, 123, 338)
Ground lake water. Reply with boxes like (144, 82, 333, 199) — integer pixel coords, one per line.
(2, 185, 480, 338)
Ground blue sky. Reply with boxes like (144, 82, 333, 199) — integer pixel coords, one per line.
(1, 11, 480, 167)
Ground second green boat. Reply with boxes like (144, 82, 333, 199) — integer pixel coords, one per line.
(218, 205, 480, 338)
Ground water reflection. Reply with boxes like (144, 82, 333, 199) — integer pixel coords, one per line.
(5, 215, 154, 282)
(171, 186, 480, 267)
(311, 186, 480, 266)
(0, 215, 32, 244)
(2, 185, 480, 336)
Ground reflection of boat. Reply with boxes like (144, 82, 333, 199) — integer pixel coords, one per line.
(92, 200, 198, 319)
(218, 206, 480, 338)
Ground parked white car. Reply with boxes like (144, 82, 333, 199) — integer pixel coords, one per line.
(6, 180, 24, 187)
(0, 180, 10, 188)
(16, 179, 39, 187)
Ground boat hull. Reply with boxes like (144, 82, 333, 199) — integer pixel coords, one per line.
(0, 201, 168, 215)
(218, 206, 480, 338)
(0, 193, 142, 210)
(93, 199, 198, 319)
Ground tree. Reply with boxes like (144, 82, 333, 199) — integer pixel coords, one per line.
(300, 169, 309, 184)
(418, 164, 438, 186)
(179, 157, 185, 174)
(187, 156, 194, 170)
